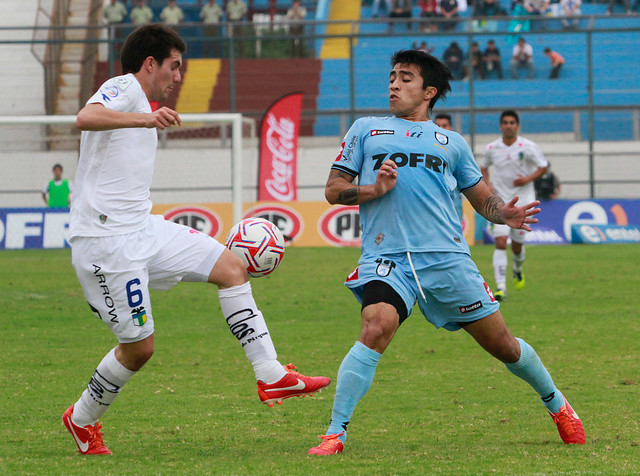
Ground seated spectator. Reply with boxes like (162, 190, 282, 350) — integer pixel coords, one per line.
(412, 40, 434, 54)
(523, 0, 550, 30)
(443, 41, 465, 80)
(510, 36, 534, 79)
(419, 0, 439, 32)
(483, 39, 504, 79)
(388, 0, 412, 31)
(508, 2, 531, 37)
(474, 0, 506, 32)
(440, 0, 460, 31)
(544, 47, 565, 79)
(372, 0, 393, 18)
(467, 42, 485, 79)
(559, 0, 581, 29)
(607, 0, 632, 15)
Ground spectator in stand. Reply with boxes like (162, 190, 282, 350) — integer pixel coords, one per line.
(440, 0, 460, 31)
(484, 39, 504, 79)
(287, 0, 307, 58)
(523, 0, 550, 30)
(201, 0, 224, 58)
(160, 0, 184, 29)
(412, 40, 434, 54)
(544, 47, 565, 79)
(388, 0, 413, 31)
(42, 164, 73, 208)
(443, 41, 465, 80)
(419, 0, 439, 32)
(103, 0, 127, 51)
(468, 41, 485, 79)
(510, 37, 534, 79)
(607, 0, 632, 15)
(130, 0, 153, 26)
(372, 0, 393, 18)
(227, 0, 248, 58)
(474, 0, 506, 32)
(559, 0, 581, 29)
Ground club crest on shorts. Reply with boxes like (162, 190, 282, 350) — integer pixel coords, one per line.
(435, 132, 449, 145)
(131, 307, 147, 326)
(375, 258, 396, 277)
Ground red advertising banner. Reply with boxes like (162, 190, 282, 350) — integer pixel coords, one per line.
(258, 92, 302, 201)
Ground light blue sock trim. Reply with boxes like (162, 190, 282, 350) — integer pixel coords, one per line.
(505, 338, 563, 413)
(327, 341, 381, 442)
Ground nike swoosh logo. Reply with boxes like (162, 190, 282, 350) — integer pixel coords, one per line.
(68, 418, 89, 453)
(265, 379, 306, 393)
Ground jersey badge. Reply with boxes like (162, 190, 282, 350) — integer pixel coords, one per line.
(100, 86, 119, 102)
(518, 151, 525, 161)
(371, 129, 394, 136)
(435, 132, 449, 145)
(375, 258, 396, 277)
(115, 76, 133, 91)
(374, 232, 385, 245)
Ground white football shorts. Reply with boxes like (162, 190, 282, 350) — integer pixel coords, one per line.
(71, 214, 225, 343)
(490, 223, 528, 244)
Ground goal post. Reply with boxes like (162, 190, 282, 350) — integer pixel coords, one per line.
(0, 113, 248, 223)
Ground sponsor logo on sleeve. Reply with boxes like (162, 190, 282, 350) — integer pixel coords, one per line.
(370, 129, 394, 136)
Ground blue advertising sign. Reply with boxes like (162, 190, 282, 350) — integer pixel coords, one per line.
(571, 224, 640, 244)
(482, 199, 640, 245)
(0, 208, 70, 250)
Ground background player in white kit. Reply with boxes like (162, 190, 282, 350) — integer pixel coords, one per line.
(62, 24, 329, 456)
(480, 110, 548, 301)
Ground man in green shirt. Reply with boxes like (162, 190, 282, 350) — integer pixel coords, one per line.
(201, 0, 224, 57)
(130, 0, 153, 26)
(226, 0, 248, 57)
(42, 164, 73, 208)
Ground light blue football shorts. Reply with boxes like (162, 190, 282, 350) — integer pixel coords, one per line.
(345, 251, 500, 331)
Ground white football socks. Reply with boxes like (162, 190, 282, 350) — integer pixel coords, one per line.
(218, 282, 286, 384)
(493, 248, 508, 290)
(72, 347, 136, 427)
(513, 247, 526, 272)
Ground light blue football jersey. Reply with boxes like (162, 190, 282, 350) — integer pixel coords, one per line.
(332, 116, 482, 257)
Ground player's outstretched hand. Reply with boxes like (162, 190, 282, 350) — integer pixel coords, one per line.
(501, 196, 541, 231)
(148, 107, 181, 130)
(375, 159, 398, 197)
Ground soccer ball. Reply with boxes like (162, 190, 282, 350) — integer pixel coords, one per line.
(224, 218, 285, 278)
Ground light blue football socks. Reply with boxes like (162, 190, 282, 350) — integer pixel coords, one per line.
(327, 341, 382, 442)
(505, 337, 565, 414)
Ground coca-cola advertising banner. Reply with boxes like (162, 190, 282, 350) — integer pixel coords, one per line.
(258, 92, 302, 201)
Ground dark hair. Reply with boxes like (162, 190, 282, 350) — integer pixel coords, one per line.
(544, 47, 551, 53)
(434, 113, 452, 123)
(52, 163, 63, 172)
(390, 49, 452, 112)
(120, 24, 187, 75)
(500, 109, 520, 124)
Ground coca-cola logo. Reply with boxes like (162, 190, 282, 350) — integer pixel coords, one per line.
(243, 204, 303, 243)
(318, 206, 361, 247)
(163, 206, 222, 238)
(264, 112, 296, 201)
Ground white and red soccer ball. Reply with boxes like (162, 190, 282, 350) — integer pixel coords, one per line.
(225, 218, 285, 278)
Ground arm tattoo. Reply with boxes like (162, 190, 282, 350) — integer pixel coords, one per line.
(483, 194, 505, 223)
(337, 187, 360, 205)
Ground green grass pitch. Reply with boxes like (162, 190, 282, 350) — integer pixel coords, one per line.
(0, 244, 638, 475)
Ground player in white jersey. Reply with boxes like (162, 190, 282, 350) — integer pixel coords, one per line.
(480, 110, 548, 301)
(62, 24, 329, 456)
(308, 50, 584, 455)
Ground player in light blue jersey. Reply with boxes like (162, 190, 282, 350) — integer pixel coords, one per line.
(308, 50, 584, 455)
